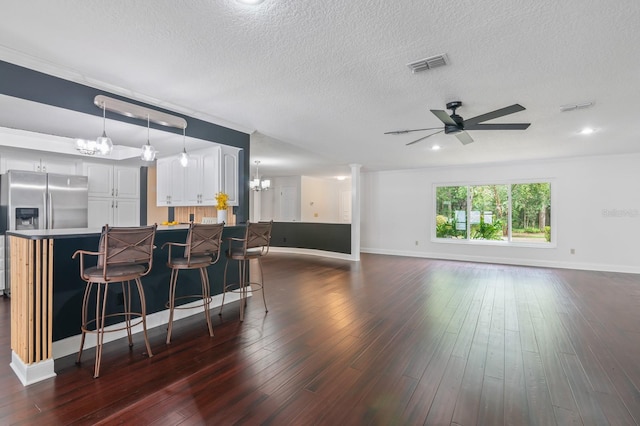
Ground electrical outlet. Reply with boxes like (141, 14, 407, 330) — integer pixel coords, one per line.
(415, 241, 419, 246)
(283, 237, 287, 243)
(570, 248, 575, 255)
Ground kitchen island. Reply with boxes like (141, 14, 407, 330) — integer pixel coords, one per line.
(7, 224, 245, 386)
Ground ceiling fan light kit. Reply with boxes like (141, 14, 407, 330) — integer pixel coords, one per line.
(386, 100, 531, 146)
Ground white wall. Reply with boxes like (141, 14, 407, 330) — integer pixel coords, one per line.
(260, 176, 301, 221)
(260, 175, 351, 223)
(301, 176, 341, 222)
(361, 153, 640, 273)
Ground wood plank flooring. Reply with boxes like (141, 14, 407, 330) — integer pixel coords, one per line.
(1, 253, 639, 425)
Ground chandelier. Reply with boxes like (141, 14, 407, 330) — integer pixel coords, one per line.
(250, 160, 271, 191)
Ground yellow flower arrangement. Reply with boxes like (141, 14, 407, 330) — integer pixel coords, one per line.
(215, 192, 229, 210)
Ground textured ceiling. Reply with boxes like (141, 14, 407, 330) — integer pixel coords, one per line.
(1, 0, 640, 178)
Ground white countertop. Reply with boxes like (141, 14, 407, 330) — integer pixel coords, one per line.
(5, 223, 245, 240)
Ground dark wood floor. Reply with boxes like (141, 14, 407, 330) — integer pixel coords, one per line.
(1, 253, 640, 425)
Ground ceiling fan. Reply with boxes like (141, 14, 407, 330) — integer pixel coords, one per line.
(385, 101, 531, 146)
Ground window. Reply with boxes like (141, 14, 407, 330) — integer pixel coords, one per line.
(435, 182, 551, 244)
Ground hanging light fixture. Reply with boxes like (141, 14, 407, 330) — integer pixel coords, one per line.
(75, 100, 113, 155)
(250, 160, 271, 191)
(140, 114, 157, 161)
(179, 126, 189, 167)
(95, 100, 113, 155)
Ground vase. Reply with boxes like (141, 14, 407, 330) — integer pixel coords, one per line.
(217, 209, 227, 224)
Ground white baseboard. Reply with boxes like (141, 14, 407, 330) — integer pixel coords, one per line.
(360, 247, 640, 274)
(10, 351, 56, 386)
(269, 246, 355, 261)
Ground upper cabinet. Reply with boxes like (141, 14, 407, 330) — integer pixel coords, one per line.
(157, 157, 186, 206)
(156, 145, 239, 207)
(221, 145, 240, 206)
(82, 163, 140, 199)
(1, 155, 78, 175)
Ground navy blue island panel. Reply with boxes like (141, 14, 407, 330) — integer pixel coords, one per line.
(10, 225, 245, 341)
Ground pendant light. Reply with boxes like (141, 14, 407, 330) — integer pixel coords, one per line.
(141, 114, 156, 161)
(96, 101, 113, 155)
(179, 126, 189, 167)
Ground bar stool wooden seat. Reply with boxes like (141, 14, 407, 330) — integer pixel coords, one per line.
(73, 224, 157, 378)
(219, 220, 272, 321)
(163, 222, 225, 344)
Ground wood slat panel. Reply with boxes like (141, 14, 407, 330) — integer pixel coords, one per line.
(9, 237, 54, 365)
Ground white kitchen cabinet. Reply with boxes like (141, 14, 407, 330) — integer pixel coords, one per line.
(87, 197, 113, 228)
(113, 198, 139, 226)
(156, 146, 221, 207)
(156, 157, 186, 206)
(2, 156, 77, 175)
(199, 148, 221, 204)
(185, 155, 204, 204)
(83, 163, 139, 199)
(83, 163, 140, 227)
(221, 145, 240, 206)
(88, 197, 139, 228)
(113, 167, 140, 199)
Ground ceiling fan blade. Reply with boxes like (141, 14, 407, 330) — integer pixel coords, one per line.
(406, 130, 444, 146)
(430, 109, 456, 125)
(464, 123, 531, 131)
(384, 127, 442, 135)
(455, 131, 474, 145)
(463, 104, 526, 127)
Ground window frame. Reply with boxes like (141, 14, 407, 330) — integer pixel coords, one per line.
(432, 179, 556, 248)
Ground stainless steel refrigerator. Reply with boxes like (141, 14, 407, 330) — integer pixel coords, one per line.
(1, 170, 89, 296)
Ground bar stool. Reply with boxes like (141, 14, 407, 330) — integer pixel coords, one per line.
(219, 220, 272, 321)
(163, 222, 225, 344)
(73, 224, 157, 378)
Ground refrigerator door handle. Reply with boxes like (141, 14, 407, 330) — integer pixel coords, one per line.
(48, 193, 53, 229)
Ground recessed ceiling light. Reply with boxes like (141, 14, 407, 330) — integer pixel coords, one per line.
(236, 0, 265, 4)
(431, 145, 441, 151)
(580, 127, 595, 135)
(336, 176, 347, 181)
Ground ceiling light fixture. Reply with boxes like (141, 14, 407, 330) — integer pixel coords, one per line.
(179, 126, 189, 167)
(236, 0, 265, 4)
(75, 100, 114, 156)
(94, 95, 186, 129)
(250, 160, 271, 191)
(96, 100, 113, 155)
(580, 127, 595, 135)
(141, 115, 157, 162)
(431, 145, 441, 151)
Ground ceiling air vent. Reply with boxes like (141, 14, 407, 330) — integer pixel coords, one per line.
(407, 54, 449, 73)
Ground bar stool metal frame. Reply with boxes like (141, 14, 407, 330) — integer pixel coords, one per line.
(163, 222, 225, 344)
(73, 224, 157, 378)
(219, 220, 273, 321)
